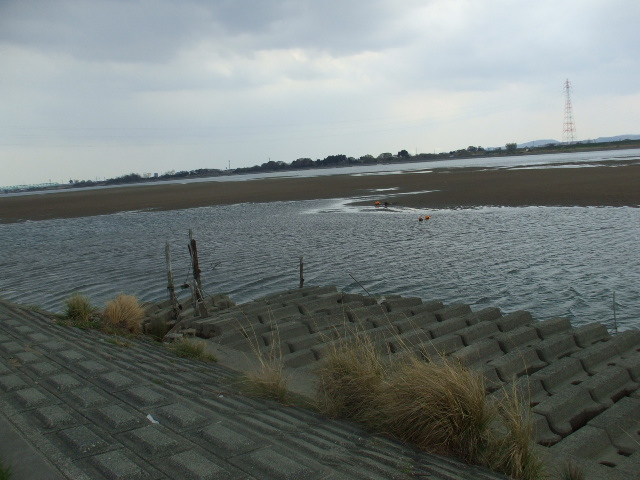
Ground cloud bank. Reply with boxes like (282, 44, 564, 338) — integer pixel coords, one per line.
(1, 0, 639, 185)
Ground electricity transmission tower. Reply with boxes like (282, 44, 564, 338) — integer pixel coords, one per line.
(562, 79, 576, 144)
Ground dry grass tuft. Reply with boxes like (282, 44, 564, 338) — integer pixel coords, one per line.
(61, 293, 99, 327)
(167, 338, 217, 362)
(241, 318, 290, 402)
(558, 459, 585, 480)
(316, 330, 385, 419)
(486, 384, 544, 479)
(102, 294, 145, 334)
(316, 334, 543, 480)
(242, 351, 289, 401)
(371, 356, 494, 463)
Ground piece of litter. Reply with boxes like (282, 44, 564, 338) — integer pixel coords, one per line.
(218, 394, 224, 398)
(146, 414, 159, 424)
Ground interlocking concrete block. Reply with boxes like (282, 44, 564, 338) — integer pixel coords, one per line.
(427, 316, 468, 338)
(588, 396, 640, 455)
(531, 357, 588, 395)
(553, 424, 623, 468)
(457, 321, 500, 346)
(381, 296, 422, 312)
(339, 292, 376, 306)
(418, 335, 464, 360)
(363, 311, 406, 329)
(495, 310, 533, 332)
(489, 347, 547, 382)
(532, 386, 606, 437)
(346, 304, 389, 323)
(496, 375, 550, 407)
(531, 413, 561, 446)
(408, 300, 444, 315)
(468, 307, 502, 323)
(573, 322, 611, 348)
(581, 366, 638, 407)
(572, 340, 620, 375)
(494, 326, 540, 353)
(618, 354, 640, 382)
(451, 339, 502, 368)
(296, 293, 344, 314)
(387, 329, 431, 353)
(260, 304, 303, 323)
(59, 425, 111, 456)
(535, 317, 572, 339)
(262, 286, 337, 305)
(262, 323, 311, 346)
(286, 331, 328, 354)
(611, 330, 640, 357)
(535, 334, 581, 363)
(434, 304, 471, 321)
(283, 350, 317, 368)
(302, 313, 349, 333)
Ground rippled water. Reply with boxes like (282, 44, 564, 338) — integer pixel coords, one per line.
(1, 199, 638, 331)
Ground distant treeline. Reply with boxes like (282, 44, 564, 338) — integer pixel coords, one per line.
(6, 139, 640, 193)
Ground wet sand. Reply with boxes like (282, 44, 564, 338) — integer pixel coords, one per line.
(1, 162, 639, 223)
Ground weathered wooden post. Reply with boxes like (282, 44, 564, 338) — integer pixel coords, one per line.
(165, 242, 181, 320)
(299, 256, 304, 289)
(188, 230, 209, 317)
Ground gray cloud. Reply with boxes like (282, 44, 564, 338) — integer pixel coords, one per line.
(1, 0, 639, 186)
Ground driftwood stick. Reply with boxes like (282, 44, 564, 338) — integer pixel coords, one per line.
(165, 242, 181, 320)
(299, 256, 304, 289)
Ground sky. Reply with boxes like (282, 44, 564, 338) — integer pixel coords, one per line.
(1, 0, 639, 186)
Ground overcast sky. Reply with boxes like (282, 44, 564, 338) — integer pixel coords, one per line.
(1, 0, 639, 186)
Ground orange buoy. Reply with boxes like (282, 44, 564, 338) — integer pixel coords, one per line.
(425, 215, 430, 220)
(374, 201, 381, 206)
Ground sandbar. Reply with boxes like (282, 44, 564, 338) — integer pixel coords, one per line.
(1, 162, 639, 223)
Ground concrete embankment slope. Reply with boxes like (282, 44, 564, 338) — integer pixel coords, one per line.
(0, 298, 507, 480)
(161, 285, 640, 480)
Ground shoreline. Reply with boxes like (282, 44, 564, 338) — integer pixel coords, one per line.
(2, 162, 640, 223)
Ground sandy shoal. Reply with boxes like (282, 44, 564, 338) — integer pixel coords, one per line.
(1, 162, 639, 223)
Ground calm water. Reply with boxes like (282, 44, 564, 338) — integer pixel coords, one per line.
(0, 198, 638, 331)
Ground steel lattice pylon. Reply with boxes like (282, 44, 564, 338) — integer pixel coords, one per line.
(563, 79, 576, 144)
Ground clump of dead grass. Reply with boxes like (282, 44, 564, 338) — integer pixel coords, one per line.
(60, 293, 100, 328)
(167, 338, 217, 362)
(242, 351, 289, 401)
(316, 330, 385, 419)
(558, 458, 585, 480)
(240, 320, 290, 402)
(371, 356, 494, 463)
(316, 336, 543, 480)
(102, 294, 145, 334)
(485, 384, 545, 479)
